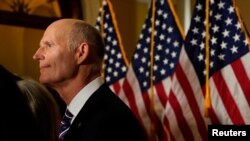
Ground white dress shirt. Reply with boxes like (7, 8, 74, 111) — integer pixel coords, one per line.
(67, 77, 104, 123)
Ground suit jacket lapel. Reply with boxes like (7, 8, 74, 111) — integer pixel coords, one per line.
(64, 84, 107, 139)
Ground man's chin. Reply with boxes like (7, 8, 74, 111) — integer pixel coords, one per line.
(39, 77, 51, 85)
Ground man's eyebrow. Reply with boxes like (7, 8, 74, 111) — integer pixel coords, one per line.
(40, 41, 54, 46)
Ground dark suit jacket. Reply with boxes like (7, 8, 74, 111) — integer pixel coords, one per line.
(64, 84, 148, 141)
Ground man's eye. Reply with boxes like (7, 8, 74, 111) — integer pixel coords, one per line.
(46, 43, 52, 48)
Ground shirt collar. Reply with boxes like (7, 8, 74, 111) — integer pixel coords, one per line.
(67, 76, 104, 121)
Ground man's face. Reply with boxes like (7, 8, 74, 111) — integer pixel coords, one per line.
(33, 23, 77, 85)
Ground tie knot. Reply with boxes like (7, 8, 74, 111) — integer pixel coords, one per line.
(64, 109, 73, 119)
(61, 109, 73, 125)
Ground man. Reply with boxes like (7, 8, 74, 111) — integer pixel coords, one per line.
(33, 19, 148, 141)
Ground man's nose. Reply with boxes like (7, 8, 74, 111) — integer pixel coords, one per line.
(33, 47, 45, 60)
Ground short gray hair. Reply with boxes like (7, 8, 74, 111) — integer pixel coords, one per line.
(68, 21, 105, 71)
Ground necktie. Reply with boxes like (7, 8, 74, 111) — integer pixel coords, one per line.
(59, 109, 73, 141)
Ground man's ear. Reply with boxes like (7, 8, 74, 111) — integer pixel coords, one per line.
(76, 42, 89, 64)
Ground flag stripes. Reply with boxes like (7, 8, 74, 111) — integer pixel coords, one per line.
(95, 0, 128, 95)
(96, 0, 250, 141)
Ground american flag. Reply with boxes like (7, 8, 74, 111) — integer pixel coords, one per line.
(187, 0, 250, 124)
(169, 0, 250, 140)
(167, 0, 210, 140)
(119, 0, 184, 140)
(95, 0, 129, 96)
(205, 0, 250, 124)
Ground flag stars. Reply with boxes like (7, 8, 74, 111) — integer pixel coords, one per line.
(109, 58, 114, 64)
(112, 40, 117, 46)
(111, 48, 116, 55)
(163, 58, 169, 64)
(194, 15, 201, 22)
(209, 10, 213, 17)
(235, 22, 241, 30)
(143, 47, 149, 53)
(147, 62, 151, 67)
(155, 20, 160, 26)
(220, 41, 227, 49)
(197, 53, 204, 61)
(117, 53, 122, 59)
(163, 13, 168, 19)
(230, 45, 238, 54)
(244, 39, 249, 46)
(148, 27, 152, 33)
(210, 61, 214, 68)
(190, 38, 198, 46)
(95, 25, 100, 31)
(137, 44, 141, 49)
(228, 6, 234, 14)
(115, 62, 120, 68)
(154, 30, 158, 36)
(203, 20, 207, 26)
(160, 0, 164, 5)
(200, 42, 205, 50)
(173, 41, 179, 47)
(165, 48, 170, 54)
(146, 37, 150, 43)
(104, 54, 108, 60)
(108, 27, 113, 32)
(168, 26, 173, 33)
(141, 57, 147, 63)
(157, 9, 163, 16)
(222, 29, 230, 37)
(196, 3, 202, 11)
(157, 44, 163, 50)
(160, 34, 165, 40)
(139, 66, 144, 73)
(122, 66, 127, 72)
(105, 45, 110, 51)
(155, 54, 160, 61)
(104, 23, 108, 29)
(218, 53, 225, 61)
(162, 23, 166, 29)
(160, 69, 166, 75)
(105, 76, 111, 82)
(210, 36, 217, 45)
(142, 24, 146, 30)
(153, 65, 158, 72)
(212, 24, 219, 33)
(233, 34, 240, 42)
(112, 71, 118, 78)
(210, 49, 215, 56)
(143, 81, 148, 88)
(167, 38, 171, 43)
(192, 27, 199, 34)
(139, 34, 144, 39)
(134, 53, 139, 59)
(96, 16, 101, 23)
(171, 51, 177, 58)
(214, 13, 222, 21)
(225, 17, 232, 26)
(202, 31, 206, 38)
(170, 62, 174, 68)
(203, 70, 206, 76)
(107, 67, 112, 74)
(217, 1, 225, 9)
(107, 36, 112, 42)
